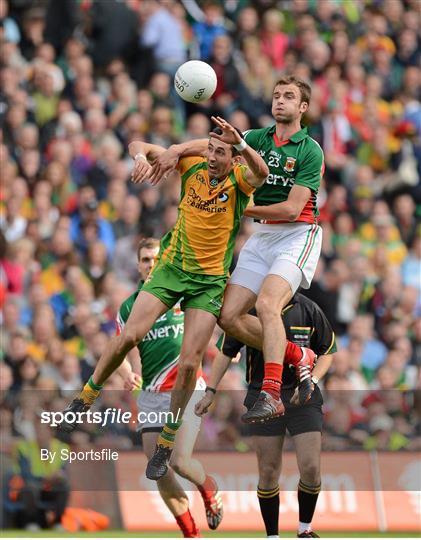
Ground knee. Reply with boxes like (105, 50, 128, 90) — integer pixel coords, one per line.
(258, 461, 281, 488)
(178, 354, 200, 378)
(118, 328, 139, 351)
(255, 295, 278, 320)
(170, 455, 189, 477)
(300, 463, 320, 485)
(218, 308, 238, 333)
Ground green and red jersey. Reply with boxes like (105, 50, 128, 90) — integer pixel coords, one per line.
(116, 282, 185, 392)
(243, 126, 324, 224)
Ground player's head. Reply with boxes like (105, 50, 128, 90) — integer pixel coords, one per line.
(272, 75, 311, 124)
(207, 126, 244, 178)
(137, 237, 160, 280)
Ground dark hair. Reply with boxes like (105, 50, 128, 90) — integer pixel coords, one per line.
(210, 126, 244, 156)
(137, 237, 159, 262)
(274, 76, 312, 105)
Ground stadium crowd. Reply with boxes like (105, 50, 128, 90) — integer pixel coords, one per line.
(1, 0, 420, 464)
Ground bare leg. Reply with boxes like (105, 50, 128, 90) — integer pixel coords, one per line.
(253, 435, 284, 537)
(253, 435, 284, 489)
(255, 275, 293, 366)
(218, 284, 260, 347)
(171, 414, 206, 486)
(293, 432, 321, 486)
(293, 431, 322, 534)
(146, 308, 217, 481)
(241, 276, 293, 423)
(92, 291, 168, 386)
(169, 308, 217, 417)
(142, 431, 190, 516)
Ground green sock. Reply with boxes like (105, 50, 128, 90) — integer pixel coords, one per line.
(88, 376, 103, 391)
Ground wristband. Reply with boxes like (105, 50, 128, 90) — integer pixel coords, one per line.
(205, 386, 217, 394)
(134, 152, 147, 161)
(233, 139, 247, 152)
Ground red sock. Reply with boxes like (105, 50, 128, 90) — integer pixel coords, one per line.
(261, 362, 283, 399)
(284, 341, 303, 365)
(198, 475, 217, 502)
(175, 509, 199, 538)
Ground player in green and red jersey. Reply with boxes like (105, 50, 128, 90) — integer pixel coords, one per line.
(115, 238, 222, 537)
(147, 76, 323, 424)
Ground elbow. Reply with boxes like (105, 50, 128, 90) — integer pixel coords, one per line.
(260, 165, 269, 181)
(285, 205, 300, 222)
(257, 169, 269, 186)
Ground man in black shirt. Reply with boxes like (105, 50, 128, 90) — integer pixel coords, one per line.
(195, 293, 336, 538)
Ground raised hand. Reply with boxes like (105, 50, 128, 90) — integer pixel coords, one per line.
(131, 156, 152, 184)
(148, 148, 179, 186)
(210, 116, 243, 146)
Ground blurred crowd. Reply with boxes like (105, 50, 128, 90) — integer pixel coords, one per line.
(1, 0, 420, 462)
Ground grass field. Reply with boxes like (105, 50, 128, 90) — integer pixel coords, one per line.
(1, 531, 418, 538)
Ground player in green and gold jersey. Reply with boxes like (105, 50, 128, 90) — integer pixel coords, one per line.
(147, 76, 323, 425)
(59, 116, 269, 481)
(116, 238, 222, 537)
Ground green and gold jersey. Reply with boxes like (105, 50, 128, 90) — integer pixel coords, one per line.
(116, 283, 184, 392)
(160, 157, 255, 276)
(244, 126, 324, 223)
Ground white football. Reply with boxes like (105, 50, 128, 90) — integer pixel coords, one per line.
(174, 60, 217, 103)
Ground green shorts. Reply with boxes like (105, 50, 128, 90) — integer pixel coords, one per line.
(142, 261, 227, 317)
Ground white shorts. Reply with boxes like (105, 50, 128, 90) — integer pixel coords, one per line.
(136, 377, 205, 434)
(229, 222, 322, 295)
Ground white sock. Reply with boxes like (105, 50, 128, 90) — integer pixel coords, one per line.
(298, 521, 311, 534)
(267, 536, 280, 539)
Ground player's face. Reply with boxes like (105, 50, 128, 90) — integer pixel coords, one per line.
(207, 139, 233, 178)
(272, 83, 309, 124)
(138, 246, 159, 280)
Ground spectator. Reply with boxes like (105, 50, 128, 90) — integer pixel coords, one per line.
(402, 234, 421, 290)
(364, 415, 409, 451)
(112, 195, 141, 240)
(70, 198, 115, 258)
(341, 315, 388, 383)
(192, 0, 226, 61)
(260, 9, 288, 71)
(209, 34, 243, 117)
(234, 6, 259, 48)
(140, 0, 186, 75)
(87, 0, 139, 69)
(6, 419, 70, 529)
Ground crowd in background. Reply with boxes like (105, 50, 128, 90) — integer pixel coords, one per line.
(1, 0, 420, 462)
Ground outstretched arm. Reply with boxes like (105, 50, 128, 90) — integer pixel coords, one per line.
(128, 140, 167, 184)
(147, 139, 209, 185)
(210, 116, 268, 187)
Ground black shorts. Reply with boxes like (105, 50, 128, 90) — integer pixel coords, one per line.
(244, 386, 323, 437)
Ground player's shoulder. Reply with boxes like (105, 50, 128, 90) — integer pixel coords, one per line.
(119, 290, 140, 320)
(178, 155, 207, 173)
(302, 133, 324, 158)
(243, 126, 273, 144)
(244, 126, 273, 137)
